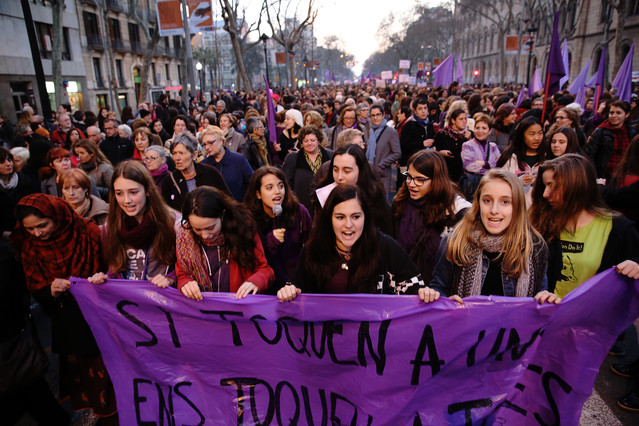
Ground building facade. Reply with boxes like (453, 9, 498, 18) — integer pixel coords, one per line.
(454, 0, 638, 87)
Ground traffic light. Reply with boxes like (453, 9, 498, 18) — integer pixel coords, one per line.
(473, 70, 479, 77)
(426, 71, 430, 76)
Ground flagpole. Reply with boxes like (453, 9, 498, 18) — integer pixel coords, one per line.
(541, 71, 551, 124)
(593, 84, 602, 114)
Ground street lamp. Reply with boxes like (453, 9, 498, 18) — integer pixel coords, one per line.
(260, 33, 270, 84)
(195, 62, 203, 99)
(525, 24, 538, 88)
(303, 55, 308, 86)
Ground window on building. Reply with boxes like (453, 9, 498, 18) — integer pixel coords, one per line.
(93, 58, 104, 88)
(129, 23, 141, 52)
(173, 36, 182, 57)
(116, 59, 125, 87)
(110, 18, 124, 50)
(35, 22, 71, 60)
(165, 63, 170, 82)
(152, 63, 158, 86)
(177, 64, 182, 82)
(84, 11, 102, 48)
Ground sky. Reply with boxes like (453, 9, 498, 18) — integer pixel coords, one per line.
(239, 0, 443, 76)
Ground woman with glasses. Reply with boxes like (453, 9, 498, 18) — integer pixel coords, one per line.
(392, 150, 471, 283)
(553, 107, 586, 148)
(176, 186, 274, 300)
(328, 106, 368, 150)
(144, 145, 171, 191)
(88, 160, 177, 286)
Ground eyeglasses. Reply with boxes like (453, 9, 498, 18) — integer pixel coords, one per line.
(370, 113, 383, 118)
(403, 172, 431, 187)
(104, 127, 115, 130)
(555, 115, 568, 120)
(144, 156, 160, 162)
(202, 140, 221, 147)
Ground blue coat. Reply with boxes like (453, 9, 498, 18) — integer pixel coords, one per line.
(201, 148, 254, 201)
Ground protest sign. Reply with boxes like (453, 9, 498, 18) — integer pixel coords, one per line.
(70, 269, 638, 425)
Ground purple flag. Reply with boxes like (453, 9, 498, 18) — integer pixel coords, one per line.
(575, 85, 587, 108)
(366, 71, 372, 80)
(416, 70, 424, 79)
(529, 67, 543, 96)
(432, 53, 454, 87)
(324, 70, 330, 80)
(516, 86, 527, 108)
(544, 11, 566, 96)
(559, 39, 570, 88)
(264, 76, 277, 144)
(455, 54, 464, 84)
(611, 43, 634, 102)
(568, 60, 590, 95)
(70, 268, 639, 424)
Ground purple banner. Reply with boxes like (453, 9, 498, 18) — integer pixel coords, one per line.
(70, 269, 639, 425)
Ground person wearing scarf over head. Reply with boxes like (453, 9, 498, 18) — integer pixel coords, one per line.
(176, 186, 274, 301)
(11, 193, 117, 424)
(88, 160, 178, 286)
(420, 169, 557, 306)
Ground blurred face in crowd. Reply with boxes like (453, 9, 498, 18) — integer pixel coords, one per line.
(22, 215, 56, 240)
(86, 127, 102, 144)
(524, 123, 544, 154)
(202, 133, 224, 159)
(62, 177, 88, 208)
(172, 143, 196, 172)
(332, 198, 365, 252)
(143, 150, 165, 172)
(58, 114, 71, 131)
(114, 177, 147, 223)
(551, 132, 569, 157)
(358, 106, 369, 120)
(302, 132, 320, 156)
(451, 113, 467, 131)
(104, 122, 117, 138)
(173, 118, 187, 135)
(479, 179, 513, 236)
(0, 155, 13, 177)
(51, 156, 71, 175)
(608, 106, 628, 128)
(75, 147, 93, 164)
(414, 103, 428, 120)
(474, 121, 490, 141)
(342, 111, 356, 127)
(135, 132, 150, 153)
(554, 110, 572, 128)
(370, 108, 384, 126)
(219, 115, 232, 131)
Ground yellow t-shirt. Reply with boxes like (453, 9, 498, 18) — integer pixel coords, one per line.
(554, 215, 612, 299)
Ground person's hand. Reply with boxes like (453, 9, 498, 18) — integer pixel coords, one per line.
(439, 150, 453, 158)
(236, 281, 258, 299)
(273, 143, 282, 152)
(272, 228, 286, 243)
(51, 278, 71, 297)
(521, 173, 535, 186)
(277, 284, 301, 301)
(450, 294, 464, 305)
(423, 138, 434, 148)
(534, 290, 561, 304)
(596, 178, 607, 185)
(616, 260, 639, 279)
(418, 287, 440, 303)
(463, 130, 472, 139)
(181, 281, 203, 301)
(151, 274, 173, 288)
(88, 272, 108, 284)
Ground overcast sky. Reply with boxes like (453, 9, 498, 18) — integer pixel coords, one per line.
(240, 0, 443, 75)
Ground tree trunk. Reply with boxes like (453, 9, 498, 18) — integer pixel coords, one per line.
(288, 50, 296, 86)
(612, 0, 628, 77)
(51, 0, 66, 109)
(498, 28, 505, 85)
(229, 32, 251, 90)
(140, 33, 158, 103)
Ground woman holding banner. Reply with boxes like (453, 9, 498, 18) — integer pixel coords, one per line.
(420, 169, 556, 304)
(176, 186, 274, 300)
(277, 184, 424, 301)
(88, 161, 178, 285)
(529, 154, 639, 298)
(10, 193, 117, 423)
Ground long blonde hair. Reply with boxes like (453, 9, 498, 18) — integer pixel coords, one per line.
(446, 169, 542, 278)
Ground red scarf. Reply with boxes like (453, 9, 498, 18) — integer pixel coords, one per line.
(599, 120, 630, 176)
(11, 194, 102, 291)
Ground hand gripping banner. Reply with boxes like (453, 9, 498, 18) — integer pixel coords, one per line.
(69, 268, 639, 425)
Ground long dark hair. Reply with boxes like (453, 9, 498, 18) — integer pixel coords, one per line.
(541, 125, 581, 161)
(106, 161, 176, 272)
(303, 184, 381, 293)
(530, 154, 612, 241)
(392, 150, 460, 225)
(611, 134, 639, 188)
(315, 144, 387, 218)
(497, 117, 542, 169)
(245, 166, 301, 234)
(182, 186, 259, 271)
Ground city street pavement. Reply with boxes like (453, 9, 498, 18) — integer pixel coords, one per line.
(16, 303, 639, 425)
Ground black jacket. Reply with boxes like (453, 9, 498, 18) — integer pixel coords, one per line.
(100, 135, 134, 166)
(161, 161, 230, 211)
(400, 116, 435, 166)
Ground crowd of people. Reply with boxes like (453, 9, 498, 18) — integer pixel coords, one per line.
(2, 81, 639, 423)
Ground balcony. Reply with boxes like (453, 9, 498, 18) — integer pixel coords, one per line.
(131, 41, 145, 54)
(86, 33, 103, 50)
(106, 0, 123, 11)
(154, 45, 166, 57)
(170, 48, 182, 58)
(111, 38, 128, 52)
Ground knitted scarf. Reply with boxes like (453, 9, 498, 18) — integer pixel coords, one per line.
(250, 134, 271, 165)
(453, 229, 533, 298)
(176, 225, 226, 291)
(367, 119, 387, 163)
(0, 172, 19, 190)
(119, 212, 157, 250)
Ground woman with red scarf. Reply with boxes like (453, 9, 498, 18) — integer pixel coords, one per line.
(10, 193, 117, 423)
(585, 100, 637, 179)
(434, 108, 473, 182)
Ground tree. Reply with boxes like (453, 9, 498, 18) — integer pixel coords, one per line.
(127, 0, 160, 103)
(264, 0, 318, 85)
(218, 0, 262, 90)
(50, 0, 66, 110)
